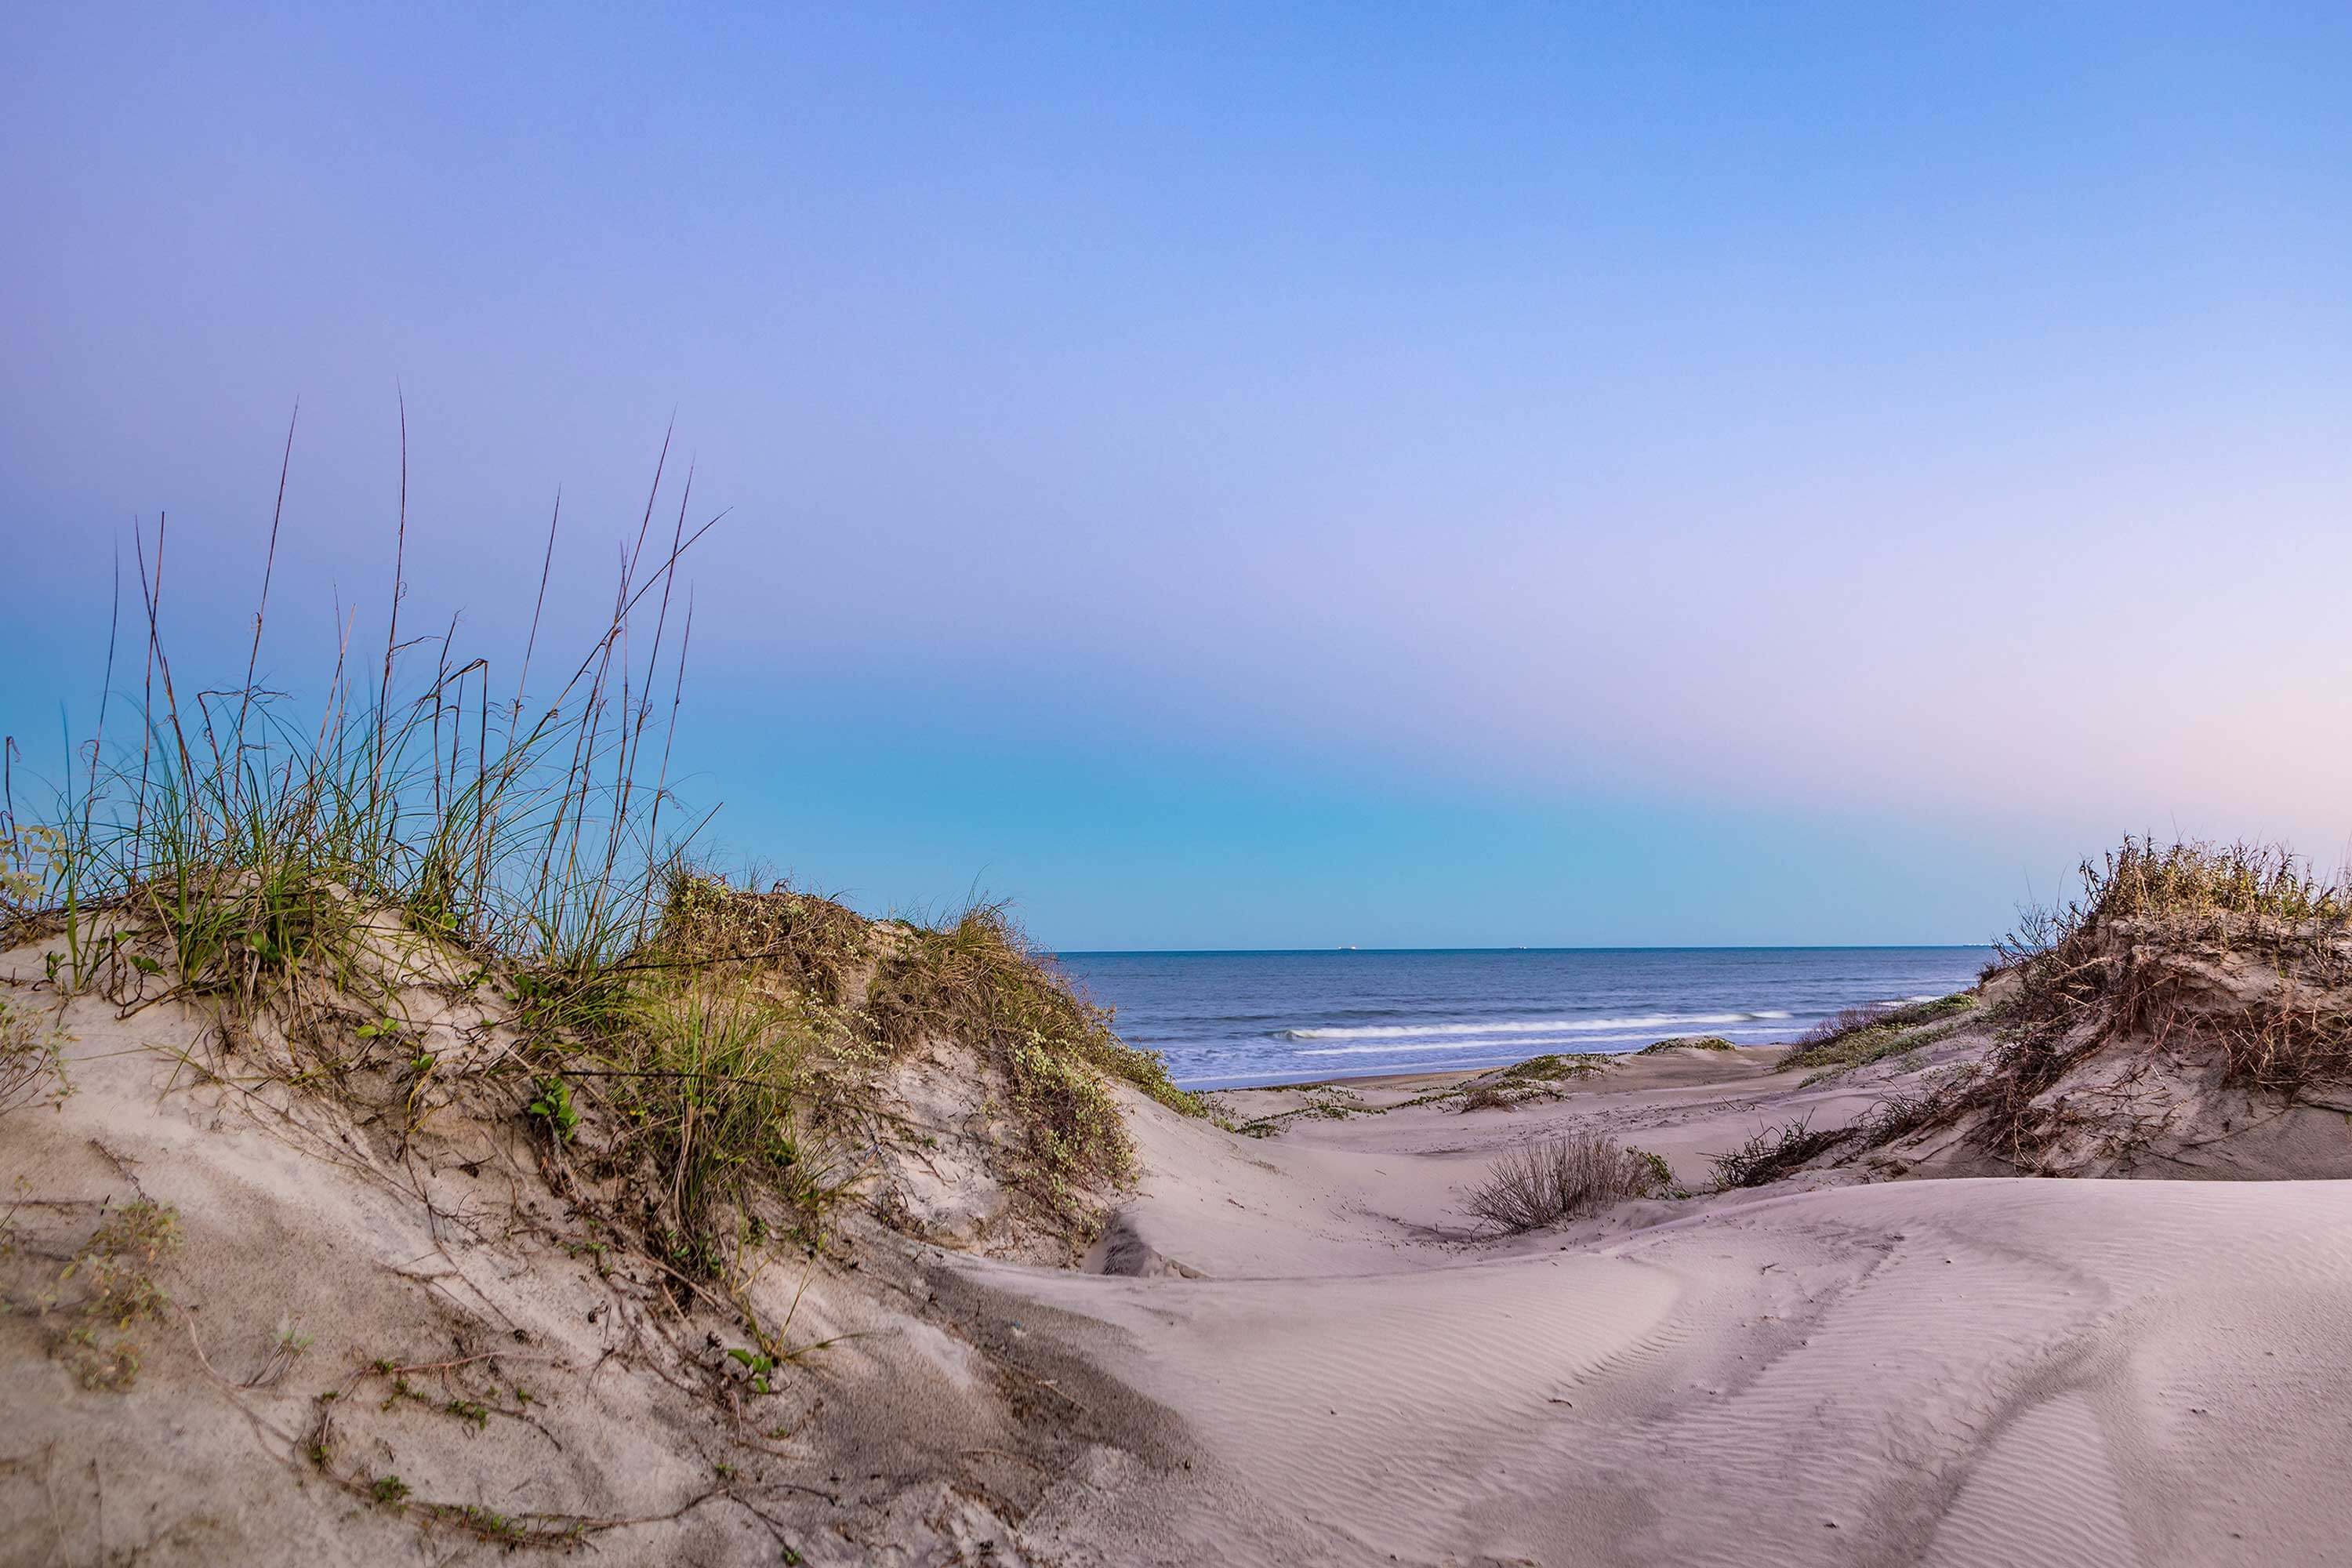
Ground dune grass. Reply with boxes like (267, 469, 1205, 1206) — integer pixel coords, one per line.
(863, 902, 1204, 1195)
(1999, 840, 2351, 967)
(1, 437, 1192, 1284)
(1958, 838, 2352, 1165)
(2, 431, 715, 1013)
(1465, 1132, 1669, 1232)
(584, 983, 848, 1274)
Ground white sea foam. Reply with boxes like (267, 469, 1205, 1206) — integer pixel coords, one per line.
(1279, 1011, 1791, 1043)
(1294, 1029, 1745, 1058)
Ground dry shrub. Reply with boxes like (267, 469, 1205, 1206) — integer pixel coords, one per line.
(1854, 1087, 1945, 1147)
(2038, 839, 2347, 934)
(1466, 1133, 1668, 1232)
(2211, 1000, 2352, 1097)
(1960, 838, 2352, 1165)
(1712, 1115, 1846, 1189)
(1997, 839, 2352, 1018)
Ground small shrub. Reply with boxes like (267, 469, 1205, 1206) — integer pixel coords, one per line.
(1854, 1088, 1944, 1146)
(2216, 1004, 2352, 1096)
(1465, 1133, 1667, 1232)
(1639, 1035, 1735, 1054)
(524, 1074, 579, 1142)
(1711, 1116, 1846, 1189)
(62, 1327, 143, 1391)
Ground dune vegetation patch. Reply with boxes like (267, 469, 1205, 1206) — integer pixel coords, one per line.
(1780, 994, 1977, 1076)
(1948, 839, 2352, 1169)
(1465, 1133, 1671, 1232)
(0, 477, 1193, 1283)
(866, 903, 1205, 1118)
(1711, 1115, 1848, 1189)
(1638, 1034, 1737, 1054)
(1802, 839, 2352, 1181)
(1443, 1053, 1610, 1113)
(0, 456, 1219, 1560)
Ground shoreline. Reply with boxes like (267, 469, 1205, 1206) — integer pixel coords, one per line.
(1178, 1038, 1798, 1096)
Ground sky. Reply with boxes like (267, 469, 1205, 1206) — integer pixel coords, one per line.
(3, 3, 2350, 949)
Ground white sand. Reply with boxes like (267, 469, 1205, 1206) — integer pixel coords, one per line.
(10, 962, 2352, 1566)
(994, 1065, 2352, 1566)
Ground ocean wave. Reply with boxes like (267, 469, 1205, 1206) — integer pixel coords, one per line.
(1278, 1010, 1791, 1042)
(1295, 1032, 1669, 1058)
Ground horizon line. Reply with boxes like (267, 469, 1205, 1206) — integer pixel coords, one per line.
(1051, 942, 1998, 957)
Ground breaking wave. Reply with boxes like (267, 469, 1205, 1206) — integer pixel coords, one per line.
(1277, 1011, 1791, 1043)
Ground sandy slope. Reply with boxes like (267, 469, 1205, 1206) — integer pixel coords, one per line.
(0, 946, 1169, 1567)
(12, 962, 2352, 1567)
(989, 1065, 2352, 1566)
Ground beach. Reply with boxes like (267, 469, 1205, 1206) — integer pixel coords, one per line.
(11, 866, 2352, 1565)
(13, 7, 2346, 1557)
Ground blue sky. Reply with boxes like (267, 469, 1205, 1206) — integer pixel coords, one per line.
(5, 4, 2350, 948)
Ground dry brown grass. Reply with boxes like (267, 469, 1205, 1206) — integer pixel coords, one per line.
(2212, 1001, 2352, 1095)
(1711, 1115, 1846, 1189)
(2008, 838, 2350, 948)
(1465, 1133, 1668, 1232)
(1952, 838, 2352, 1168)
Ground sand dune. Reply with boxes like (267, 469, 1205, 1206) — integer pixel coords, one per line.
(989, 1075, 2352, 1566)
(13, 939, 2352, 1565)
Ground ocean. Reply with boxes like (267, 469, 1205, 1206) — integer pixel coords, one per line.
(1052, 946, 1994, 1089)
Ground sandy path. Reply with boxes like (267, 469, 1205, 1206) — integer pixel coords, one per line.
(982, 1076, 2352, 1566)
